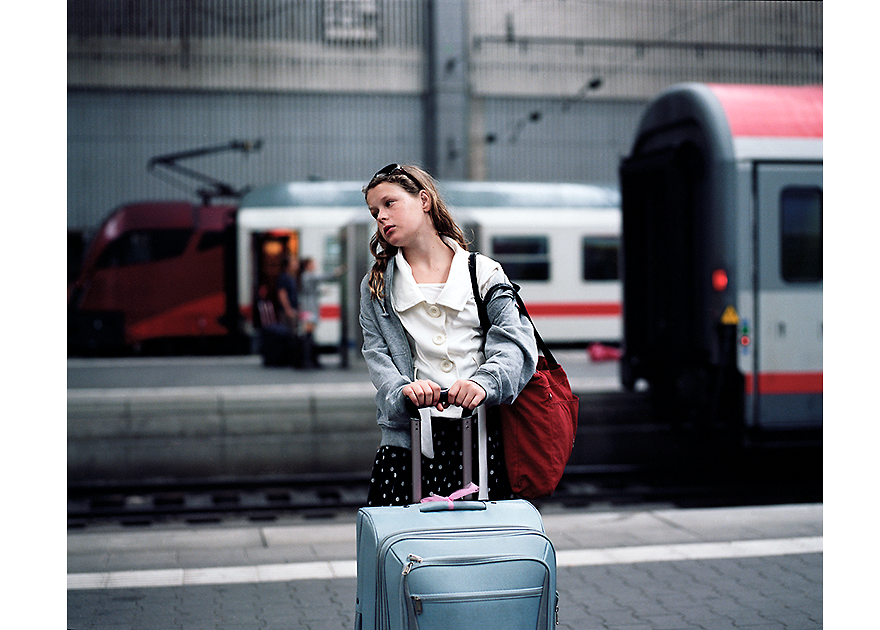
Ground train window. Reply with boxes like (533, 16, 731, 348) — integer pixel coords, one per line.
(491, 236, 550, 281)
(780, 187, 822, 282)
(582, 237, 619, 281)
(323, 235, 342, 274)
(95, 229, 191, 269)
(197, 230, 226, 252)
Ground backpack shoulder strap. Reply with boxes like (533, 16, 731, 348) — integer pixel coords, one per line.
(468, 252, 491, 333)
(468, 251, 558, 367)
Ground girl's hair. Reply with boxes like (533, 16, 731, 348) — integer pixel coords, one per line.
(362, 165, 468, 300)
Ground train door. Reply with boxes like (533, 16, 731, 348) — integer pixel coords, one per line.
(619, 141, 706, 402)
(251, 230, 299, 328)
(753, 162, 823, 429)
(337, 216, 374, 366)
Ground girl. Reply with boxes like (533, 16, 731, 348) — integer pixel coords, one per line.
(359, 163, 538, 506)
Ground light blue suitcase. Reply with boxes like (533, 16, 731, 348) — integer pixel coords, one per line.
(355, 401, 558, 630)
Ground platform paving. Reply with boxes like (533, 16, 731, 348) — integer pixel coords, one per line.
(68, 502, 823, 630)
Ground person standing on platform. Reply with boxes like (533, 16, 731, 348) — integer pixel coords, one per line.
(297, 257, 342, 369)
(358, 163, 538, 506)
(276, 254, 302, 367)
(277, 255, 299, 334)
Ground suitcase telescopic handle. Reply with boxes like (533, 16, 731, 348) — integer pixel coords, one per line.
(407, 389, 485, 503)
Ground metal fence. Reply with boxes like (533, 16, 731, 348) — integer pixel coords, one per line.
(68, 0, 821, 95)
(67, 0, 822, 234)
(471, 0, 822, 99)
(68, 0, 425, 92)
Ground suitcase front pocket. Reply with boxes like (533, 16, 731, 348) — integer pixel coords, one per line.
(403, 556, 551, 630)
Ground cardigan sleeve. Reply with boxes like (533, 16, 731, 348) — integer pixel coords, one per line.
(468, 266, 539, 406)
(358, 275, 416, 429)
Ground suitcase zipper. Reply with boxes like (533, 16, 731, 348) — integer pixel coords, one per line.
(379, 528, 553, 628)
(380, 527, 544, 579)
(409, 585, 545, 623)
(403, 556, 551, 620)
(381, 526, 546, 561)
(402, 554, 423, 576)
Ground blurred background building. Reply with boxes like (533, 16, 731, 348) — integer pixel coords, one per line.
(68, 0, 822, 272)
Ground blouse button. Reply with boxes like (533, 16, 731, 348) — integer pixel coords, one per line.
(426, 305, 442, 318)
(432, 333, 446, 345)
(440, 359, 454, 372)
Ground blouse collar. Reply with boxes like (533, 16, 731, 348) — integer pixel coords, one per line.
(392, 238, 471, 313)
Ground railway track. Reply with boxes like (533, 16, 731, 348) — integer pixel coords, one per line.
(67, 443, 821, 529)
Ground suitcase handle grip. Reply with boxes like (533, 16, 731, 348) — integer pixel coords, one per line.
(404, 388, 474, 418)
(419, 501, 486, 513)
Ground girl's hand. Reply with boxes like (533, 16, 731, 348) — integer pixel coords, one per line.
(403, 379, 444, 412)
(444, 380, 486, 410)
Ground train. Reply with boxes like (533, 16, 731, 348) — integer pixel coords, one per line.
(619, 83, 822, 436)
(238, 181, 622, 362)
(68, 140, 257, 355)
(68, 82, 822, 439)
(68, 180, 622, 356)
(68, 200, 246, 355)
(67, 82, 823, 494)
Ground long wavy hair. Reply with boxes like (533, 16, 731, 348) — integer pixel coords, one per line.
(362, 165, 468, 300)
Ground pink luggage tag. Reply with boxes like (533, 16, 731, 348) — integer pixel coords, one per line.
(419, 483, 479, 509)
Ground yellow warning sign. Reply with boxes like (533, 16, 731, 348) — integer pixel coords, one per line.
(721, 305, 739, 325)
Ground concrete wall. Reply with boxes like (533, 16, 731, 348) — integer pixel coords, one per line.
(67, 383, 380, 483)
(67, 381, 660, 486)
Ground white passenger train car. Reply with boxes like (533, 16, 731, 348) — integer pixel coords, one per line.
(235, 181, 621, 352)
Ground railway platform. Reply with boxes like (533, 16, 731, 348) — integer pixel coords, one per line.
(68, 350, 662, 487)
(68, 502, 823, 630)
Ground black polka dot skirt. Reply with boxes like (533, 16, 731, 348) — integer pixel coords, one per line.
(366, 408, 514, 507)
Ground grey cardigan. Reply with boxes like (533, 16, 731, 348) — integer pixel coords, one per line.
(358, 253, 539, 450)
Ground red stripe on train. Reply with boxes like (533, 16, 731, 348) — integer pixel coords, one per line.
(321, 305, 341, 319)
(745, 372, 823, 395)
(318, 303, 621, 320)
(525, 303, 622, 317)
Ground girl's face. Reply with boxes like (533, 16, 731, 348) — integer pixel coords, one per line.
(365, 181, 432, 248)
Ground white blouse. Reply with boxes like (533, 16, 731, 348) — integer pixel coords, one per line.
(392, 240, 503, 422)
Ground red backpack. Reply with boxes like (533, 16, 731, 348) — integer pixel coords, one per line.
(469, 253, 579, 499)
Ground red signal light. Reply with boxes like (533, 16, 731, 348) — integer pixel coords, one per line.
(712, 268, 728, 292)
